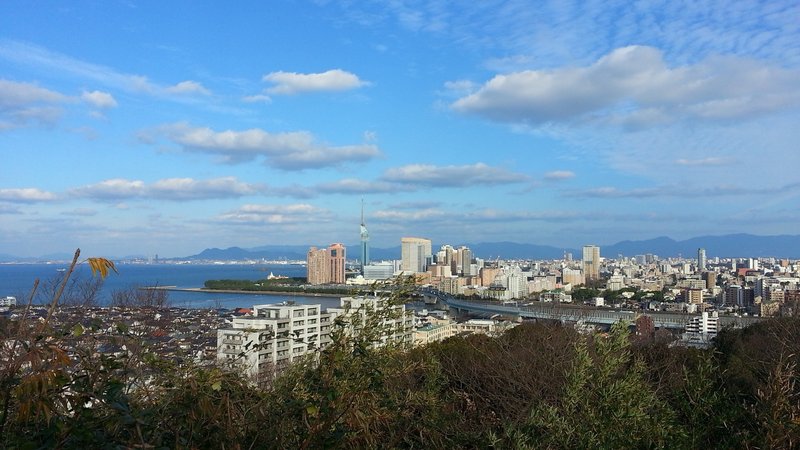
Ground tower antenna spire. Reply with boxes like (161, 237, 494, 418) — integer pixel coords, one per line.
(361, 198, 365, 225)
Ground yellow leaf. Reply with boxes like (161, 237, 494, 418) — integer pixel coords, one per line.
(87, 257, 118, 279)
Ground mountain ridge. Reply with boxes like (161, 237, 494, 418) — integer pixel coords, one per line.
(3, 233, 800, 262)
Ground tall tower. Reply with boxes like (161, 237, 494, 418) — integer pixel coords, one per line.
(697, 248, 707, 272)
(359, 200, 369, 273)
(582, 245, 600, 281)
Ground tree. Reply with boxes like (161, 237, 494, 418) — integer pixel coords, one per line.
(507, 321, 676, 449)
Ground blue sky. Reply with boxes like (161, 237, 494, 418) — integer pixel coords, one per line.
(1, 0, 799, 258)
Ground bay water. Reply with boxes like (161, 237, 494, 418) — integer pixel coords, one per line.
(0, 263, 341, 309)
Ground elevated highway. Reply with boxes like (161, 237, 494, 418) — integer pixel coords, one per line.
(422, 289, 764, 330)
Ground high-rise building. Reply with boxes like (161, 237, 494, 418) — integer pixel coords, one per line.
(401, 237, 432, 273)
(307, 246, 330, 285)
(725, 285, 743, 307)
(307, 243, 346, 285)
(458, 246, 474, 276)
(329, 243, 346, 284)
(582, 245, 600, 281)
(359, 200, 369, 272)
(697, 248, 707, 272)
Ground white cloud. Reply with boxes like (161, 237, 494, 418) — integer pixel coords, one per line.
(149, 177, 262, 200)
(145, 122, 381, 170)
(165, 80, 211, 95)
(70, 177, 266, 201)
(382, 162, 528, 186)
(372, 208, 448, 222)
(71, 179, 146, 200)
(263, 69, 368, 95)
(218, 203, 331, 224)
(80, 90, 117, 109)
(0, 41, 212, 100)
(0, 79, 67, 129)
(564, 182, 800, 199)
(451, 46, 800, 128)
(543, 170, 575, 181)
(0, 188, 58, 202)
(316, 178, 407, 194)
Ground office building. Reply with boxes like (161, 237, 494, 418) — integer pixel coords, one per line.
(582, 245, 600, 281)
(458, 246, 474, 276)
(363, 262, 397, 281)
(401, 237, 432, 273)
(698, 248, 707, 272)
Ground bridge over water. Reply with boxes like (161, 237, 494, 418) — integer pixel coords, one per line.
(422, 289, 764, 330)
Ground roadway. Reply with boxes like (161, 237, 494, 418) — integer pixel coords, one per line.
(422, 289, 764, 330)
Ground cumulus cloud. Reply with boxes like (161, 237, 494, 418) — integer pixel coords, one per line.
(381, 162, 528, 187)
(451, 45, 800, 127)
(0, 188, 58, 202)
(565, 181, 800, 199)
(263, 69, 368, 95)
(372, 208, 449, 222)
(143, 122, 381, 170)
(316, 178, 409, 194)
(70, 177, 266, 201)
(218, 203, 332, 224)
(543, 170, 575, 181)
(80, 90, 117, 109)
(70, 179, 146, 200)
(0, 79, 67, 129)
(372, 207, 580, 224)
(165, 80, 211, 95)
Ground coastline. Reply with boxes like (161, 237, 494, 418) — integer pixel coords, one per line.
(149, 286, 345, 298)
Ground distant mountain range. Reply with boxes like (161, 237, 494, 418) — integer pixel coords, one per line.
(3, 234, 800, 263)
(180, 233, 800, 261)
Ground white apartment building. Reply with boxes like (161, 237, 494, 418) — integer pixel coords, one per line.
(327, 295, 414, 347)
(217, 303, 330, 381)
(681, 311, 719, 347)
(217, 296, 413, 381)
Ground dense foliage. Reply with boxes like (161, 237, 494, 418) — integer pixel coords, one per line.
(204, 278, 357, 296)
(3, 258, 799, 448)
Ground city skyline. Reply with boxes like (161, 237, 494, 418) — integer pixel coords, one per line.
(1, 2, 799, 258)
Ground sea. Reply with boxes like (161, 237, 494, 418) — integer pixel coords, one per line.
(0, 263, 342, 310)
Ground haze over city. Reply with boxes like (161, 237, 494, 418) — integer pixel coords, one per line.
(1, 1, 799, 258)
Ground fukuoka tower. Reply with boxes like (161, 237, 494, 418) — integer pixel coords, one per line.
(360, 200, 369, 273)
